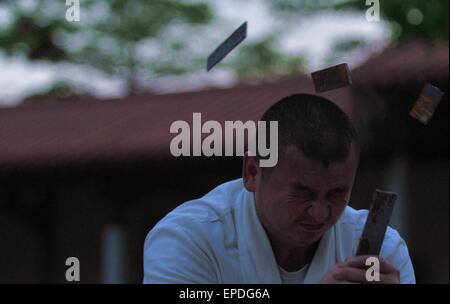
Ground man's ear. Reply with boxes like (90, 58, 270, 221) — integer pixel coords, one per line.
(242, 152, 260, 192)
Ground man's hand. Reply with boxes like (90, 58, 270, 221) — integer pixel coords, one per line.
(320, 255, 400, 284)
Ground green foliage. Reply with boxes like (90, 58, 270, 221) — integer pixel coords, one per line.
(25, 81, 81, 100)
(378, 0, 448, 43)
(0, 0, 214, 92)
(229, 36, 306, 79)
(0, 0, 447, 100)
(266, 0, 449, 43)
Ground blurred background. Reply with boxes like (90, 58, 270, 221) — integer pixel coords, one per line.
(0, 0, 448, 283)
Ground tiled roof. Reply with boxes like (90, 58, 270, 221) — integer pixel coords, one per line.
(0, 42, 447, 170)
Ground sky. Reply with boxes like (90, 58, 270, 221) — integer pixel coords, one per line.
(0, 0, 390, 107)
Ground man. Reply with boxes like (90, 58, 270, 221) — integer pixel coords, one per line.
(143, 94, 415, 284)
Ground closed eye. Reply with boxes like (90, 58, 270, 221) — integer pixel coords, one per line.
(289, 187, 314, 201)
(327, 187, 349, 201)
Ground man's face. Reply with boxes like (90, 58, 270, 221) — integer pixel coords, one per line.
(248, 145, 359, 249)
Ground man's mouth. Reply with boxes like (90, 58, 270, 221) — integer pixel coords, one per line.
(299, 222, 325, 232)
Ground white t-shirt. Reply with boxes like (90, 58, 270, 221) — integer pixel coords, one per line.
(278, 264, 310, 284)
(143, 179, 416, 283)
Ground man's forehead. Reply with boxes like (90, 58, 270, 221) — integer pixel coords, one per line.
(288, 177, 351, 192)
(278, 145, 358, 171)
(274, 146, 357, 186)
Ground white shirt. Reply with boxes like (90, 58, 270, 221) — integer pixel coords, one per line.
(143, 178, 416, 284)
(278, 264, 309, 284)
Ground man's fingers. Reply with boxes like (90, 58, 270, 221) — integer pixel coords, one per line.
(323, 258, 401, 284)
(335, 265, 399, 284)
(379, 273, 400, 284)
(345, 255, 399, 274)
(345, 255, 373, 268)
(334, 266, 367, 282)
(338, 280, 360, 284)
(343, 255, 400, 284)
(378, 258, 399, 274)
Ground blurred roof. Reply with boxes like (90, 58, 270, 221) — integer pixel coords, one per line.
(352, 41, 449, 90)
(0, 41, 448, 171)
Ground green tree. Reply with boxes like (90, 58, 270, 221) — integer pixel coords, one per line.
(0, 0, 213, 93)
(266, 0, 449, 44)
(228, 35, 306, 80)
(2, 0, 446, 101)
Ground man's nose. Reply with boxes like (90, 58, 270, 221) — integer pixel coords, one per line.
(308, 200, 330, 223)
